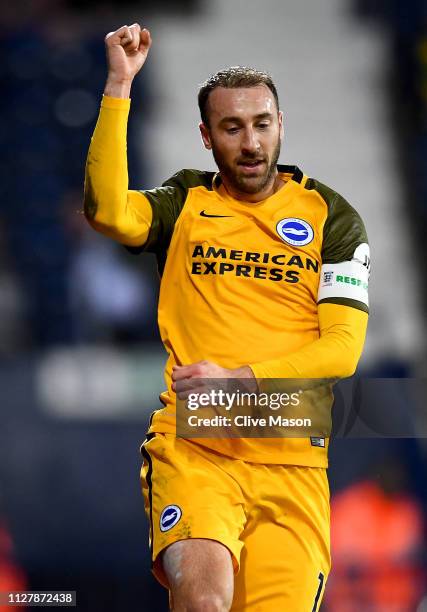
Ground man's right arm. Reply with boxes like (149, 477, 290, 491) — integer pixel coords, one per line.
(84, 24, 153, 247)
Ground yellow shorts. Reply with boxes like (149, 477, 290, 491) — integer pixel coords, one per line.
(141, 433, 331, 611)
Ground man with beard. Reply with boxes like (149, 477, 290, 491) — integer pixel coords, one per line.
(84, 23, 370, 612)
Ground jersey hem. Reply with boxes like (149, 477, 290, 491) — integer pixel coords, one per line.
(147, 422, 329, 468)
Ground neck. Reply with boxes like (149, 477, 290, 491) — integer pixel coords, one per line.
(221, 170, 283, 203)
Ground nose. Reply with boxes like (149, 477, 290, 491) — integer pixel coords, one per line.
(241, 128, 260, 155)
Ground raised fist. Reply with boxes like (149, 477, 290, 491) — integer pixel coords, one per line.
(105, 23, 152, 83)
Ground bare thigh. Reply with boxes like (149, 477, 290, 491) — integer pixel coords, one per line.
(162, 538, 234, 612)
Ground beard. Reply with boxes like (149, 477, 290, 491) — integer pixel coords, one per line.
(211, 137, 281, 195)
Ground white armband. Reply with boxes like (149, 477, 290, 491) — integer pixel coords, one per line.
(318, 243, 370, 307)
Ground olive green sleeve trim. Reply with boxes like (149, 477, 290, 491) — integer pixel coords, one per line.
(306, 178, 368, 263)
(126, 169, 214, 273)
(141, 169, 214, 254)
(318, 297, 369, 314)
(141, 186, 186, 254)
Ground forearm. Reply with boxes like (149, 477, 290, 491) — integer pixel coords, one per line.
(249, 304, 368, 380)
(84, 95, 152, 246)
(103, 75, 132, 99)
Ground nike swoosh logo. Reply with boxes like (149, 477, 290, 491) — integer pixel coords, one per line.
(200, 210, 233, 218)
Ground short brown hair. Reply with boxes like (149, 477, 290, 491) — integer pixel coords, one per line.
(198, 66, 279, 126)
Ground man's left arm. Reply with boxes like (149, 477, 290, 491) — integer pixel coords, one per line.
(172, 301, 367, 390)
(249, 302, 368, 380)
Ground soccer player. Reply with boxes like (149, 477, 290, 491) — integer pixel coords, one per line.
(84, 23, 370, 611)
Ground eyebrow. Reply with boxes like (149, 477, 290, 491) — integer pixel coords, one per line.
(218, 112, 273, 125)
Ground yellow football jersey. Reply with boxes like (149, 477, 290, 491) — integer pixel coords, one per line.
(126, 167, 369, 467)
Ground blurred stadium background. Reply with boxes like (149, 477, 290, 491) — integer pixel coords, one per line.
(1, 0, 427, 610)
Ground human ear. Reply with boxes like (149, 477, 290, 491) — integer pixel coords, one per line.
(199, 122, 212, 150)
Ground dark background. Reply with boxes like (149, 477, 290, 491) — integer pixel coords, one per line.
(1, 1, 427, 610)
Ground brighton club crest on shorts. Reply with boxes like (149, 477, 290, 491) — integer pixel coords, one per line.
(160, 505, 182, 532)
(276, 218, 314, 247)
